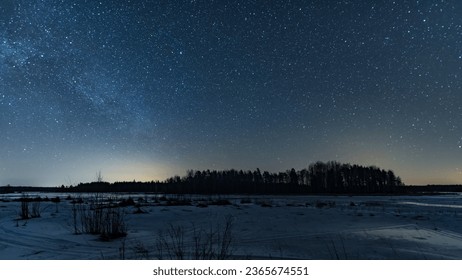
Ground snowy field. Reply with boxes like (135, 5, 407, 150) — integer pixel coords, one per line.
(1, 193, 462, 260)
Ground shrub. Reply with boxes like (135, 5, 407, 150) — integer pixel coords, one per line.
(18, 195, 42, 219)
(119, 197, 135, 207)
(156, 215, 234, 260)
(100, 207, 127, 240)
(31, 199, 41, 218)
(72, 194, 127, 240)
(165, 199, 192, 206)
(19, 195, 30, 219)
(208, 199, 232, 206)
(51, 196, 60, 213)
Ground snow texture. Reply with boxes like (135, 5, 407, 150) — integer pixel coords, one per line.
(1, 193, 462, 260)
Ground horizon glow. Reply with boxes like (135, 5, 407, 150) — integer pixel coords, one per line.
(1, 1, 461, 187)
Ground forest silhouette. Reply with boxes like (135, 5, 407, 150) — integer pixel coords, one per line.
(3, 161, 461, 194)
(67, 161, 406, 194)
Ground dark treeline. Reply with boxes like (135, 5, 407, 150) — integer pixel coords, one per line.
(0, 186, 57, 193)
(404, 185, 462, 193)
(166, 161, 404, 194)
(3, 162, 462, 194)
(66, 161, 405, 194)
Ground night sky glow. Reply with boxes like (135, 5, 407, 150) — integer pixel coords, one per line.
(1, 1, 461, 187)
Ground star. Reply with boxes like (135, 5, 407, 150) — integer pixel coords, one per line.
(0, 0, 460, 186)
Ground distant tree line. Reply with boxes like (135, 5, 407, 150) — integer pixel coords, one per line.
(165, 161, 404, 194)
(65, 161, 405, 194)
(4, 164, 462, 195)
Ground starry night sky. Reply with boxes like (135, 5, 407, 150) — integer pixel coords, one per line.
(0, 0, 461, 187)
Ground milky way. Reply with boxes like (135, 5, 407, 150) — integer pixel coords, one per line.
(1, 0, 461, 186)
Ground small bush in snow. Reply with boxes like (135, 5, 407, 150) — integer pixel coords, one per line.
(19, 195, 30, 219)
(31, 199, 41, 218)
(72, 194, 127, 240)
(156, 215, 234, 260)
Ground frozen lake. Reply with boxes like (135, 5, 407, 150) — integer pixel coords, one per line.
(1, 193, 462, 259)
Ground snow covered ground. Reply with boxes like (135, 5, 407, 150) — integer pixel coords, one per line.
(1, 193, 462, 260)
